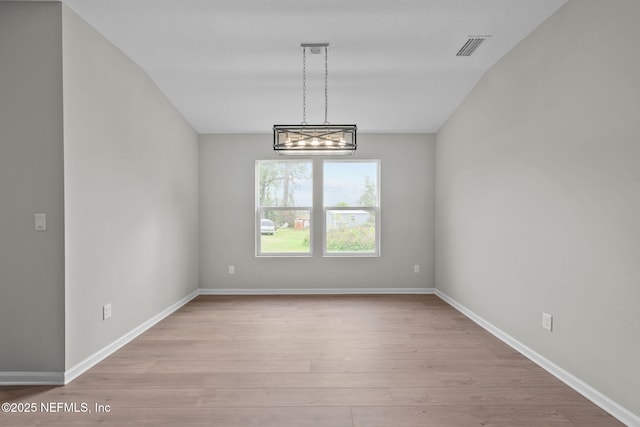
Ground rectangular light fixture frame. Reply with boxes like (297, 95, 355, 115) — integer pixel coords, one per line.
(273, 124, 357, 155)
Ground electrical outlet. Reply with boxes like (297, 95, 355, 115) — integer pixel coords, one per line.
(228, 265, 235, 274)
(103, 303, 112, 320)
(413, 264, 420, 273)
(542, 312, 553, 331)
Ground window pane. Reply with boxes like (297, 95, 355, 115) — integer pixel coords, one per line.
(323, 161, 378, 207)
(325, 209, 376, 253)
(257, 160, 312, 256)
(323, 161, 379, 256)
(260, 209, 311, 254)
(258, 161, 312, 207)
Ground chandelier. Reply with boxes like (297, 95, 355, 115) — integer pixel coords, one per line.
(273, 43, 357, 155)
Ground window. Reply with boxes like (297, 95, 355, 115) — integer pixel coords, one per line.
(256, 160, 312, 256)
(256, 159, 380, 257)
(323, 160, 380, 256)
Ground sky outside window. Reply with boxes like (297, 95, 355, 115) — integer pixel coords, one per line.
(324, 162, 378, 207)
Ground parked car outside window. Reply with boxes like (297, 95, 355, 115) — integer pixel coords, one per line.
(261, 219, 276, 235)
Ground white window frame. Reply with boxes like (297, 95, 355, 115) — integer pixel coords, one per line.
(322, 160, 381, 257)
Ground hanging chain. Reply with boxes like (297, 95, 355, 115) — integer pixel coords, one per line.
(324, 46, 329, 125)
(300, 43, 330, 126)
(301, 47, 307, 125)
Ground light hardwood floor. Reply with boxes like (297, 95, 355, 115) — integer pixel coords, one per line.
(0, 295, 623, 426)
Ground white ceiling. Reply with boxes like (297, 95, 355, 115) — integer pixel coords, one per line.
(61, 0, 566, 134)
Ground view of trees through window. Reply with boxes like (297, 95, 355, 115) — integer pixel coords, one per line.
(256, 160, 379, 256)
(324, 161, 379, 254)
(257, 160, 312, 254)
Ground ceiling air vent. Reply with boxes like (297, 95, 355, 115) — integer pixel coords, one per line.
(456, 36, 490, 57)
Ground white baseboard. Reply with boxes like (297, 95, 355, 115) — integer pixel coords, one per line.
(0, 371, 64, 386)
(8, 287, 636, 426)
(64, 289, 199, 384)
(198, 287, 436, 295)
(5, 287, 433, 388)
(434, 289, 640, 427)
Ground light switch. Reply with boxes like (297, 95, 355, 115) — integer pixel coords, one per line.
(35, 213, 46, 231)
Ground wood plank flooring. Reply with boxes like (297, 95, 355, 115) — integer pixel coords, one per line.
(0, 295, 623, 426)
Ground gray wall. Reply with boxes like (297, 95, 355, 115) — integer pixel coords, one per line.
(436, 0, 640, 416)
(200, 133, 435, 291)
(62, 6, 200, 369)
(0, 2, 65, 373)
